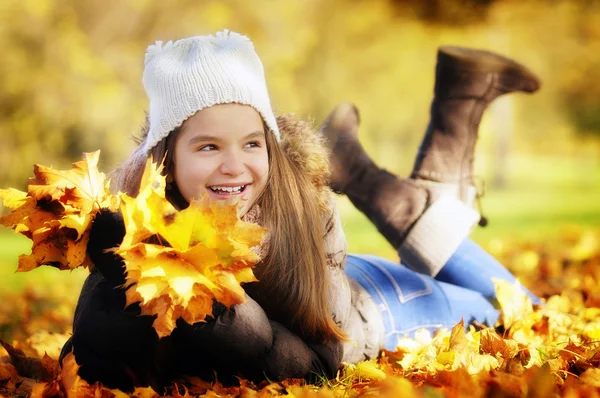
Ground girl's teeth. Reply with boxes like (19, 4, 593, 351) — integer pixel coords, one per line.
(211, 185, 245, 193)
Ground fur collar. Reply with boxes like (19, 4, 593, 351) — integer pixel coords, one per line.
(277, 114, 333, 213)
(242, 114, 335, 262)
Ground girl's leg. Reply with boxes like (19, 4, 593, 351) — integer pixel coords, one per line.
(422, 238, 540, 304)
(396, 196, 541, 303)
(345, 254, 499, 350)
(322, 47, 540, 211)
(321, 47, 541, 300)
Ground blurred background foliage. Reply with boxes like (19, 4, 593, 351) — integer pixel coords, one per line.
(0, 0, 599, 284)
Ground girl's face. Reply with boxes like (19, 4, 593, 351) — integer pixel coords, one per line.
(173, 104, 269, 214)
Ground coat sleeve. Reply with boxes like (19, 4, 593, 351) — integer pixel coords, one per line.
(64, 271, 162, 391)
(323, 200, 386, 364)
(171, 293, 274, 383)
(323, 198, 348, 269)
(264, 321, 342, 381)
(173, 298, 342, 383)
(64, 209, 173, 390)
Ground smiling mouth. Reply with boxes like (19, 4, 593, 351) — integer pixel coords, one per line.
(208, 185, 249, 195)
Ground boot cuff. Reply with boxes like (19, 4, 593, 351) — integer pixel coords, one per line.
(399, 196, 480, 276)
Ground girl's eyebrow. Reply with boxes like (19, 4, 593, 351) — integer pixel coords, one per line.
(244, 131, 266, 140)
(187, 131, 265, 146)
(187, 135, 220, 146)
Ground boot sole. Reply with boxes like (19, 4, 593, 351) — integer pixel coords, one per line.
(438, 46, 541, 93)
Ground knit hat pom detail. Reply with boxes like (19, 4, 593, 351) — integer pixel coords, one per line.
(145, 40, 172, 66)
(212, 29, 254, 49)
(144, 30, 253, 67)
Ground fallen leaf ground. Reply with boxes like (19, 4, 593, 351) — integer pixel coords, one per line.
(1, 228, 600, 397)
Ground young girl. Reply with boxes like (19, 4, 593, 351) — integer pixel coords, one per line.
(60, 31, 541, 393)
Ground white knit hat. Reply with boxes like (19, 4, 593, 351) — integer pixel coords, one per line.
(142, 30, 280, 153)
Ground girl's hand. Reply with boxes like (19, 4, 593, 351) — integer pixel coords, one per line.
(87, 209, 127, 285)
(265, 320, 340, 381)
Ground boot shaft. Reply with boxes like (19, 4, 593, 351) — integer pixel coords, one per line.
(412, 46, 541, 190)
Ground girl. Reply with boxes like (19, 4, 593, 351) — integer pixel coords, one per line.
(60, 31, 541, 393)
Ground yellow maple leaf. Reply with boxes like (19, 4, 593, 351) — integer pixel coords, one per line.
(396, 328, 443, 372)
(0, 151, 118, 271)
(119, 158, 170, 248)
(480, 328, 520, 360)
(494, 278, 535, 330)
(27, 151, 110, 214)
(116, 158, 267, 338)
(342, 360, 387, 382)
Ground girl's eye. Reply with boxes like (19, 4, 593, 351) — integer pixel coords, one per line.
(245, 141, 261, 148)
(198, 144, 217, 151)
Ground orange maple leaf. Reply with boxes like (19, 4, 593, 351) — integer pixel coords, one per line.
(31, 351, 136, 398)
(116, 159, 267, 338)
(0, 151, 118, 271)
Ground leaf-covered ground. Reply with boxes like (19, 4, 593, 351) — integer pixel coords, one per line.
(1, 228, 600, 398)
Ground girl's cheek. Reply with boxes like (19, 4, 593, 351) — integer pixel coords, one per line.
(191, 160, 213, 180)
(253, 154, 269, 173)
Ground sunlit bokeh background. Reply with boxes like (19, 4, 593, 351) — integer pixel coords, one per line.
(1, 0, 599, 294)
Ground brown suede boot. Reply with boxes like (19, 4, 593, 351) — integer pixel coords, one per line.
(411, 46, 541, 205)
(322, 103, 480, 276)
(320, 103, 429, 249)
(320, 48, 541, 274)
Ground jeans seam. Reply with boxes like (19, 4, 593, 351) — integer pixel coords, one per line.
(360, 255, 433, 303)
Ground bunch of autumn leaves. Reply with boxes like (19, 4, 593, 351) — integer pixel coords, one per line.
(0, 151, 266, 337)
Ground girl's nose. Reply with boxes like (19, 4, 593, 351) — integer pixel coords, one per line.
(220, 151, 245, 176)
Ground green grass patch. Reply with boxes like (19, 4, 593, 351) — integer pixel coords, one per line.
(339, 153, 600, 259)
(0, 229, 87, 294)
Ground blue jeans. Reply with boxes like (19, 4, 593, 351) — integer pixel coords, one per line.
(344, 238, 540, 350)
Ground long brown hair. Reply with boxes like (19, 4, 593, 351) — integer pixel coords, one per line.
(252, 129, 346, 343)
(111, 119, 188, 210)
(112, 116, 346, 343)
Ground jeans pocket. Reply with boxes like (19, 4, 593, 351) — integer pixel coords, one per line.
(358, 255, 433, 303)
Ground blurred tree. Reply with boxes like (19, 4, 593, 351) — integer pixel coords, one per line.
(0, 0, 599, 195)
(387, 0, 495, 25)
(0, 0, 147, 189)
(558, 3, 600, 136)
